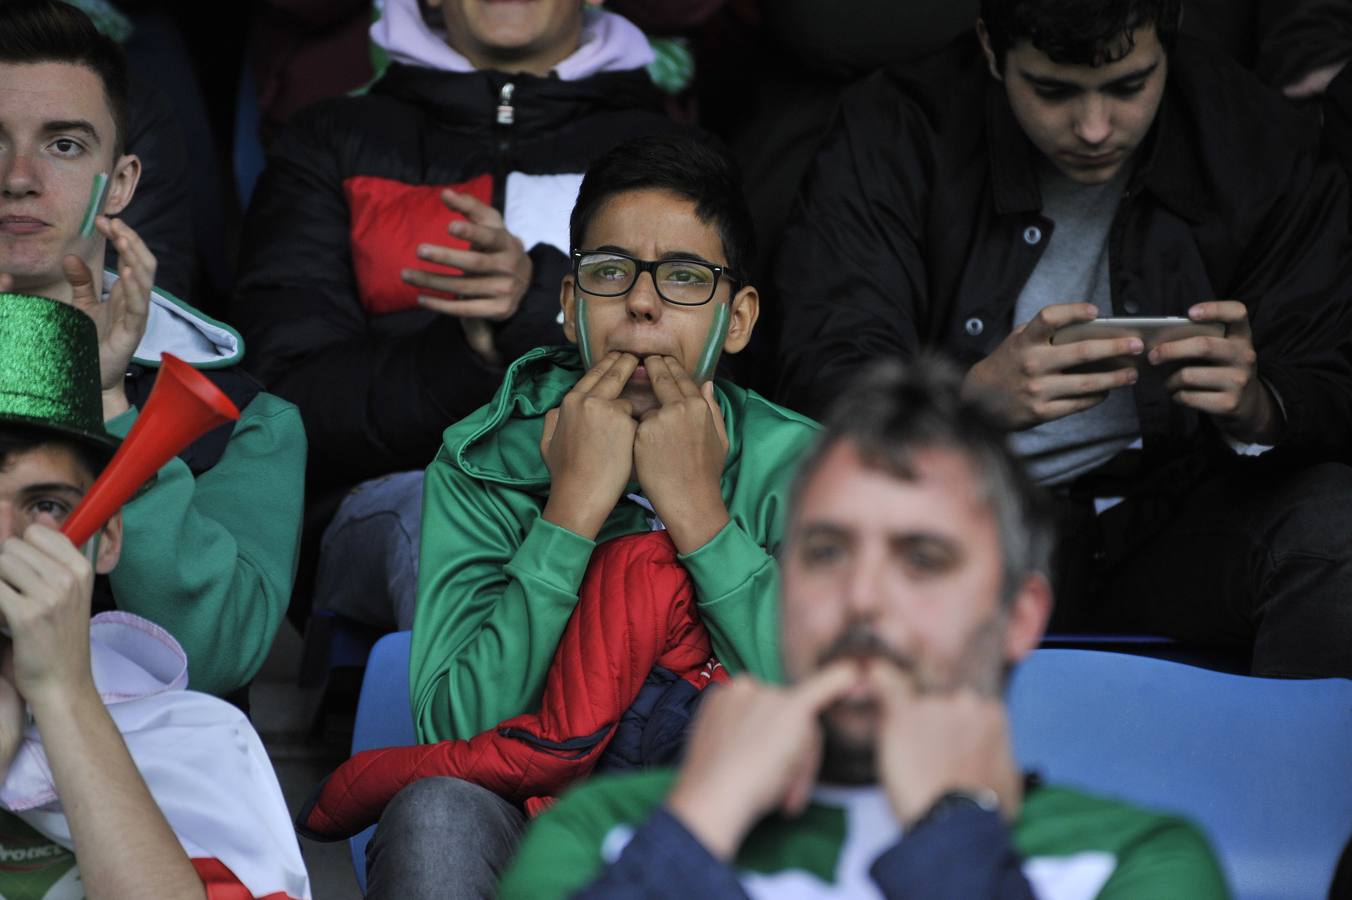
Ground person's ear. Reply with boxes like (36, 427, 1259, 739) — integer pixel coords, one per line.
(102, 153, 141, 217)
(721, 284, 760, 355)
(93, 510, 123, 576)
(560, 274, 578, 344)
(1002, 571, 1051, 664)
(976, 19, 1004, 82)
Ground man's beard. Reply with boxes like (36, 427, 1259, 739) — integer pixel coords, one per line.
(814, 614, 1008, 785)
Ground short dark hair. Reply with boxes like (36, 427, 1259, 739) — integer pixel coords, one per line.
(569, 135, 756, 283)
(0, 0, 130, 152)
(980, 0, 1182, 71)
(0, 425, 107, 483)
(788, 357, 1055, 604)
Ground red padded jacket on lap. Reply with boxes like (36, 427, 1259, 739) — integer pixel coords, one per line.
(298, 531, 728, 840)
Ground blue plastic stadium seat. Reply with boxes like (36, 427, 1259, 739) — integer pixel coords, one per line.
(348, 631, 416, 893)
(1009, 649, 1352, 900)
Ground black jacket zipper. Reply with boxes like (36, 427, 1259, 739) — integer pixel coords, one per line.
(491, 81, 515, 211)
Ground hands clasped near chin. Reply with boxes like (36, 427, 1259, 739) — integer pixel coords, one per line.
(540, 351, 730, 553)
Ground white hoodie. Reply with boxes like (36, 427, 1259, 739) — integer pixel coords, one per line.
(0, 613, 311, 899)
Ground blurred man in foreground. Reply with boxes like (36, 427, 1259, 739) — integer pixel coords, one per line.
(502, 358, 1227, 899)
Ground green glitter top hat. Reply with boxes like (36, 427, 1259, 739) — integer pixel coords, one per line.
(0, 292, 119, 457)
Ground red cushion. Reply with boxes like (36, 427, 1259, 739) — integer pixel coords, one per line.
(342, 173, 494, 316)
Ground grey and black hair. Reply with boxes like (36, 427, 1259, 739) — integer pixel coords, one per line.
(787, 356, 1055, 604)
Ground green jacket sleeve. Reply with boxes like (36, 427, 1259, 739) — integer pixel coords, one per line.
(1096, 818, 1230, 900)
(105, 392, 306, 696)
(680, 521, 782, 682)
(499, 794, 613, 900)
(501, 771, 676, 900)
(411, 450, 595, 743)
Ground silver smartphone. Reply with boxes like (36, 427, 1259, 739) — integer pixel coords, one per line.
(1051, 317, 1226, 373)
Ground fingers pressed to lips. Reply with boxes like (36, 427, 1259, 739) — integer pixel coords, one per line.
(660, 356, 701, 396)
(645, 356, 689, 405)
(861, 656, 921, 708)
(571, 351, 624, 394)
(589, 353, 639, 400)
(795, 660, 863, 711)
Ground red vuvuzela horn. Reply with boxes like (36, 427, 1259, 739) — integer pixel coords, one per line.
(62, 354, 240, 547)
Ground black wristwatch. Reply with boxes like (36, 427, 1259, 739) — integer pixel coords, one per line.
(910, 788, 1001, 831)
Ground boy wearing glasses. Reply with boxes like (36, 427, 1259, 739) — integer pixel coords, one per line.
(356, 135, 817, 898)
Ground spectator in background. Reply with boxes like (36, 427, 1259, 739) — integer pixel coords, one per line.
(501, 358, 1227, 900)
(772, 0, 1352, 677)
(0, 294, 309, 899)
(246, 0, 375, 147)
(58, 0, 238, 317)
(663, 0, 980, 394)
(232, 0, 681, 630)
(0, 0, 306, 699)
(1256, 0, 1352, 182)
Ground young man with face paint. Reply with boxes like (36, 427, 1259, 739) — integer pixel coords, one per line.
(772, 0, 1352, 678)
(364, 136, 816, 898)
(0, 0, 306, 699)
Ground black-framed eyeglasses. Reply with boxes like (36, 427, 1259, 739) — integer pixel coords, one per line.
(571, 249, 737, 307)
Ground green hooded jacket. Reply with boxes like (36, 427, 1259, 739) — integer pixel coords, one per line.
(103, 275, 306, 697)
(411, 346, 820, 743)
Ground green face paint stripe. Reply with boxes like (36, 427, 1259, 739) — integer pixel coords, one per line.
(575, 294, 594, 369)
(693, 301, 731, 382)
(79, 172, 109, 238)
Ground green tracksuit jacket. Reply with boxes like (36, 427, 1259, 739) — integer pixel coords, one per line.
(105, 277, 306, 696)
(411, 346, 819, 743)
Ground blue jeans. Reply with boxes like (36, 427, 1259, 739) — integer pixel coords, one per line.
(313, 470, 424, 630)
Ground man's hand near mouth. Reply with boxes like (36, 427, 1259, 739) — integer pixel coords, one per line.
(634, 355, 730, 554)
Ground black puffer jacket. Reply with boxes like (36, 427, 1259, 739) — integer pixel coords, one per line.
(232, 63, 681, 490)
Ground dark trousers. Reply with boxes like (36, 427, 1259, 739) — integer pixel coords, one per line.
(1051, 459, 1352, 678)
(365, 777, 526, 899)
